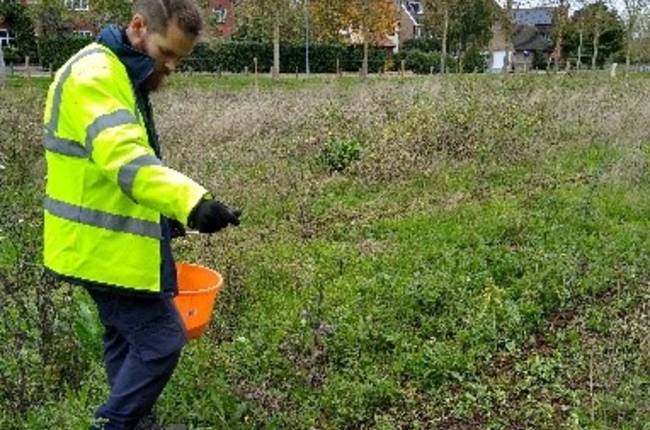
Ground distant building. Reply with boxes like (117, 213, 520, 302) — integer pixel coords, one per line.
(511, 7, 555, 70)
(389, 0, 424, 52)
(65, 0, 96, 37)
(489, 20, 511, 72)
(0, 26, 15, 49)
(489, 7, 559, 72)
(0, 0, 240, 49)
(0, 0, 30, 48)
(206, 0, 237, 39)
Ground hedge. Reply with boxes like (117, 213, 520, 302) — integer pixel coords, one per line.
(182, 41, 389, 73)
(35, 34, 486, 75)
(36, 35, 391, 74)
(39, 35, 94, 70)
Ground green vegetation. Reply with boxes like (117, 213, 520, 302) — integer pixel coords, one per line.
(1, 73, 649, 429)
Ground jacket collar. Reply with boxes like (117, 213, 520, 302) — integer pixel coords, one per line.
(97, 25, 154, 89)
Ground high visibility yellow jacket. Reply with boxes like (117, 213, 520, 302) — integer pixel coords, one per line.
(42, 42, 207, 294)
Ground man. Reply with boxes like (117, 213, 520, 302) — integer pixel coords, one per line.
(41, 1, 241, 428)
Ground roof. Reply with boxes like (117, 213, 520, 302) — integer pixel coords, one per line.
(402, 0, 425, 24)
(404, 1, 423, 14)
(512, 7, 554, 26)
(513, 24, 553, 52)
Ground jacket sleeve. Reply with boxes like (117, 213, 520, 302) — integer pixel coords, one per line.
(67, 59, 207, 225)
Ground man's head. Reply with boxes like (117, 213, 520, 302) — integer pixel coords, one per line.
(126, 0, 203, 91)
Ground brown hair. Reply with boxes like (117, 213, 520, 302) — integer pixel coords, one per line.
(133, 0, 203, 37)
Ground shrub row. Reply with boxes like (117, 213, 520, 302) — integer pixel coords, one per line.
(34, 35, 487, 74)
(182, 41, 389, 74)
(38, 35, 94, 69)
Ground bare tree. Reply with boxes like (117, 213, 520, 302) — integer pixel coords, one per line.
(550, 0, 571, 71)
(424, 0, 455, 74)
(589, 1, 618, 68)
(630, 9, 650, 63)
(424, 0, 494, 74)
(504, 0, 514, 72)
(235, 0, 303, 80)
(622, 0, 650, 70)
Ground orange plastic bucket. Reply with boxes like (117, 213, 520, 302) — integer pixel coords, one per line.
(174, 263, 223, 340)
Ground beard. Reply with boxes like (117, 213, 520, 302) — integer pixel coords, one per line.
(143, 69, 168, 92)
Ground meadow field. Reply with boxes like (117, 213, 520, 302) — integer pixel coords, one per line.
(1, 73, 649, 429)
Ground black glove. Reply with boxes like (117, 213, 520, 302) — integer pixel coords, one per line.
(167, 218, 186, 239)
(188, 199, 242, 233)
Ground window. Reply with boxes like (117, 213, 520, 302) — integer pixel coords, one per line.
(213, 7, 227, 24)
(65, 0, 89, 11)
(0, 28, 15, 48)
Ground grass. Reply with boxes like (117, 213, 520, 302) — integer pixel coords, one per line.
(1, 72, 649, 429)
(167, 73, 372, 92)
(1, 72, 372, 93)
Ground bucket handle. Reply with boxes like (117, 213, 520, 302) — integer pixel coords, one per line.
(179, 285, 221, 296)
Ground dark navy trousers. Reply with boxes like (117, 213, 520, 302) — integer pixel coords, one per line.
(86, 288, 187, 430)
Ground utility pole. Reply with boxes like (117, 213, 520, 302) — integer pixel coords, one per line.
(305, 0, 310, 75)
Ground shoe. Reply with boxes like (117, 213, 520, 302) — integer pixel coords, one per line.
(134, 412, 186, 430)
(134, 413, 161, 430)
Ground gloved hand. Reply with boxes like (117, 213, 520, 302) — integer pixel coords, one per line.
(188, 199, 242, 233)
(167, 218, 186, 239)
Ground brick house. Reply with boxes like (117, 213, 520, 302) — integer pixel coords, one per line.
(0, 0, 31, 48)
(2, 0, 240, 47)
(489, 7, 560, 72)
(386, 0, 424, 53)
(64, 0, 95, 36)
(395, 0, 424, 49)
(511, 7, 555, 70)
(488, 20, 512, 72)
(0, 25, 15, 49)
(206, 0, 236, 39)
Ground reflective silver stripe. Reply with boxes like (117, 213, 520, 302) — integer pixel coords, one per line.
(44, 197, 161, 239)
(47, 46, 107, 134)
(43, 134, 87, 158)
(118, 154, 162, 199)
(86, 109, 137, 158)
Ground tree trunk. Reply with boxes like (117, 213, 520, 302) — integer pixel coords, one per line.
(0, 44, 5, 88)
(361, 0, 369, 78)
(623, 4, 639, 73)
(553, 29, 563, 72)
(553, 2, 565, 72)
(304, 0, 310, 75)
(273, 12, 280, 80)
(577, 30, 583, 70)
(625, 21, 633, 72)
(592, 31, 600, 70)
(504, 0, 513, 73)
(441, 6, 449, 74)
(362, 34, 369, 78)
